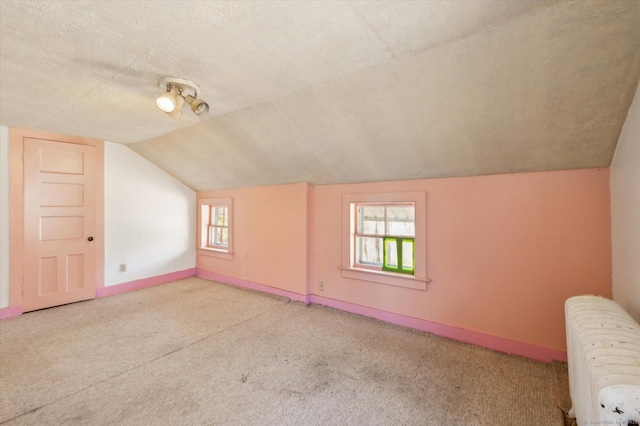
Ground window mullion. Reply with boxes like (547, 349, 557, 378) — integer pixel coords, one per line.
(354, 232, 381, 238)
(384, 206, 388, 236)
(353, 205, 359, 266)
(396, 237, 402, 273)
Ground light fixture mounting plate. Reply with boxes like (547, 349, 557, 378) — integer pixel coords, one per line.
(158, 77, 201, 98)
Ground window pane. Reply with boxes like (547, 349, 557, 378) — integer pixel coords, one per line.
(214, 227, 228, 247)
(386, 206, 414, 221)
(387, 220, 415, 237)
(358, 206, 385, 235)
(221, 227, 229, 246)
(402, 240, 414, 270)
(386, 205, 415, 237)
(384, 238, 398, 268)
(357, 236, 383, 266)
(362, 219, 384, 235)
(214, 206, 228, 226)
(208, 226, 214, 245)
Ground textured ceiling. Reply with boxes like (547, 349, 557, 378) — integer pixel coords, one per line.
(1, 1, 639, 191)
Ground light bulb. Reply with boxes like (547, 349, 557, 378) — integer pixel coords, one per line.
(192, 99, 209, 115)
(155, 87, 179, 112)
(184, 95, 210, 115)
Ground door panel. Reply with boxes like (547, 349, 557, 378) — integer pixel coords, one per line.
(67, 254, 84, 290)
(40, 216, 85, 241)
(39, 149, 84, 174)
(40, 183, 84, 207)
(23, 138, 96, 312)
(39, 257, 57, 295)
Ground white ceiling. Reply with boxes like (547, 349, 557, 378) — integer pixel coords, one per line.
(1, 0, 639, 191)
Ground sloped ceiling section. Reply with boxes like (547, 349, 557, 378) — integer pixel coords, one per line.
(1, 1, 640, 191)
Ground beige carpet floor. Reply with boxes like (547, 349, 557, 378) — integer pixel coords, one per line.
(552, 361, 577, 426)
(0, 277, 563, 425)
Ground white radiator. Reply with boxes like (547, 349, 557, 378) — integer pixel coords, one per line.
(565, 295, 640, 425)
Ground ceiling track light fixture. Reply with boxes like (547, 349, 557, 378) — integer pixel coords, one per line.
(155, 77, 209, 118)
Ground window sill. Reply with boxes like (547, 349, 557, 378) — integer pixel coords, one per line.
(197, 247, 234, 260)
(338, 266, 430, 291)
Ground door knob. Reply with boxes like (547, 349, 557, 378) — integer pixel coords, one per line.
(87, 236, 94, 241)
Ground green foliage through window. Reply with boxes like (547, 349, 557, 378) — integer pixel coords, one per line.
(382, 237, 414, 274)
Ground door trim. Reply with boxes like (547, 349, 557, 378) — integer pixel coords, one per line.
(9, 127, 104, 309)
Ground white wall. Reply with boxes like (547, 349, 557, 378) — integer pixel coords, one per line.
(0, 126, 9, 308)
(611, 84, 640, 322)
(105, 142, 196, 286)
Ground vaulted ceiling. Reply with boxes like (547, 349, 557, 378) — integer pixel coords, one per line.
(1, 1, 639, 191)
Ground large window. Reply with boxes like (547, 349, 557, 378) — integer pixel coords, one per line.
(355, 203, 415, 274)
(198, 197, 233, 259)
(341, 192, 429, 290)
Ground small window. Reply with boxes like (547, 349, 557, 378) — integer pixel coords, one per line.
(198, 197, 233, 258)
(207, 205, 229, 249)
(354, 203, 415, 275)
(341, 191, 429, 290)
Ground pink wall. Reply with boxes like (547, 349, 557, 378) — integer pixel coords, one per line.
(197, 169, 611, 354)
(197, 183, 309, 296)
(310, 169, 612, 352)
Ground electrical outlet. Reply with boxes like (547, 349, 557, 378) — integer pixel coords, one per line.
(319, 281, 325, 292)
(119, 263, 127, 273)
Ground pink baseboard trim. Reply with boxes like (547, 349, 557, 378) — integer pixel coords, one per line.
(195, 269, 565, 362)
(195, 269, 308, 303)
(96, 268, 197, 298)
(0, 306, 23, 320)
(308, 294, 567, 363)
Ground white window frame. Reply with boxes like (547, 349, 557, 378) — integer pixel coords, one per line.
(207, 205, 230, 250)
(197, 197, 233, 260)
(353, 202, 416, 274)
(341, 192, 429, 290)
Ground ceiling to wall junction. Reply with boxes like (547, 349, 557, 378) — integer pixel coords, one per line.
(1, 1, 639, 190)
